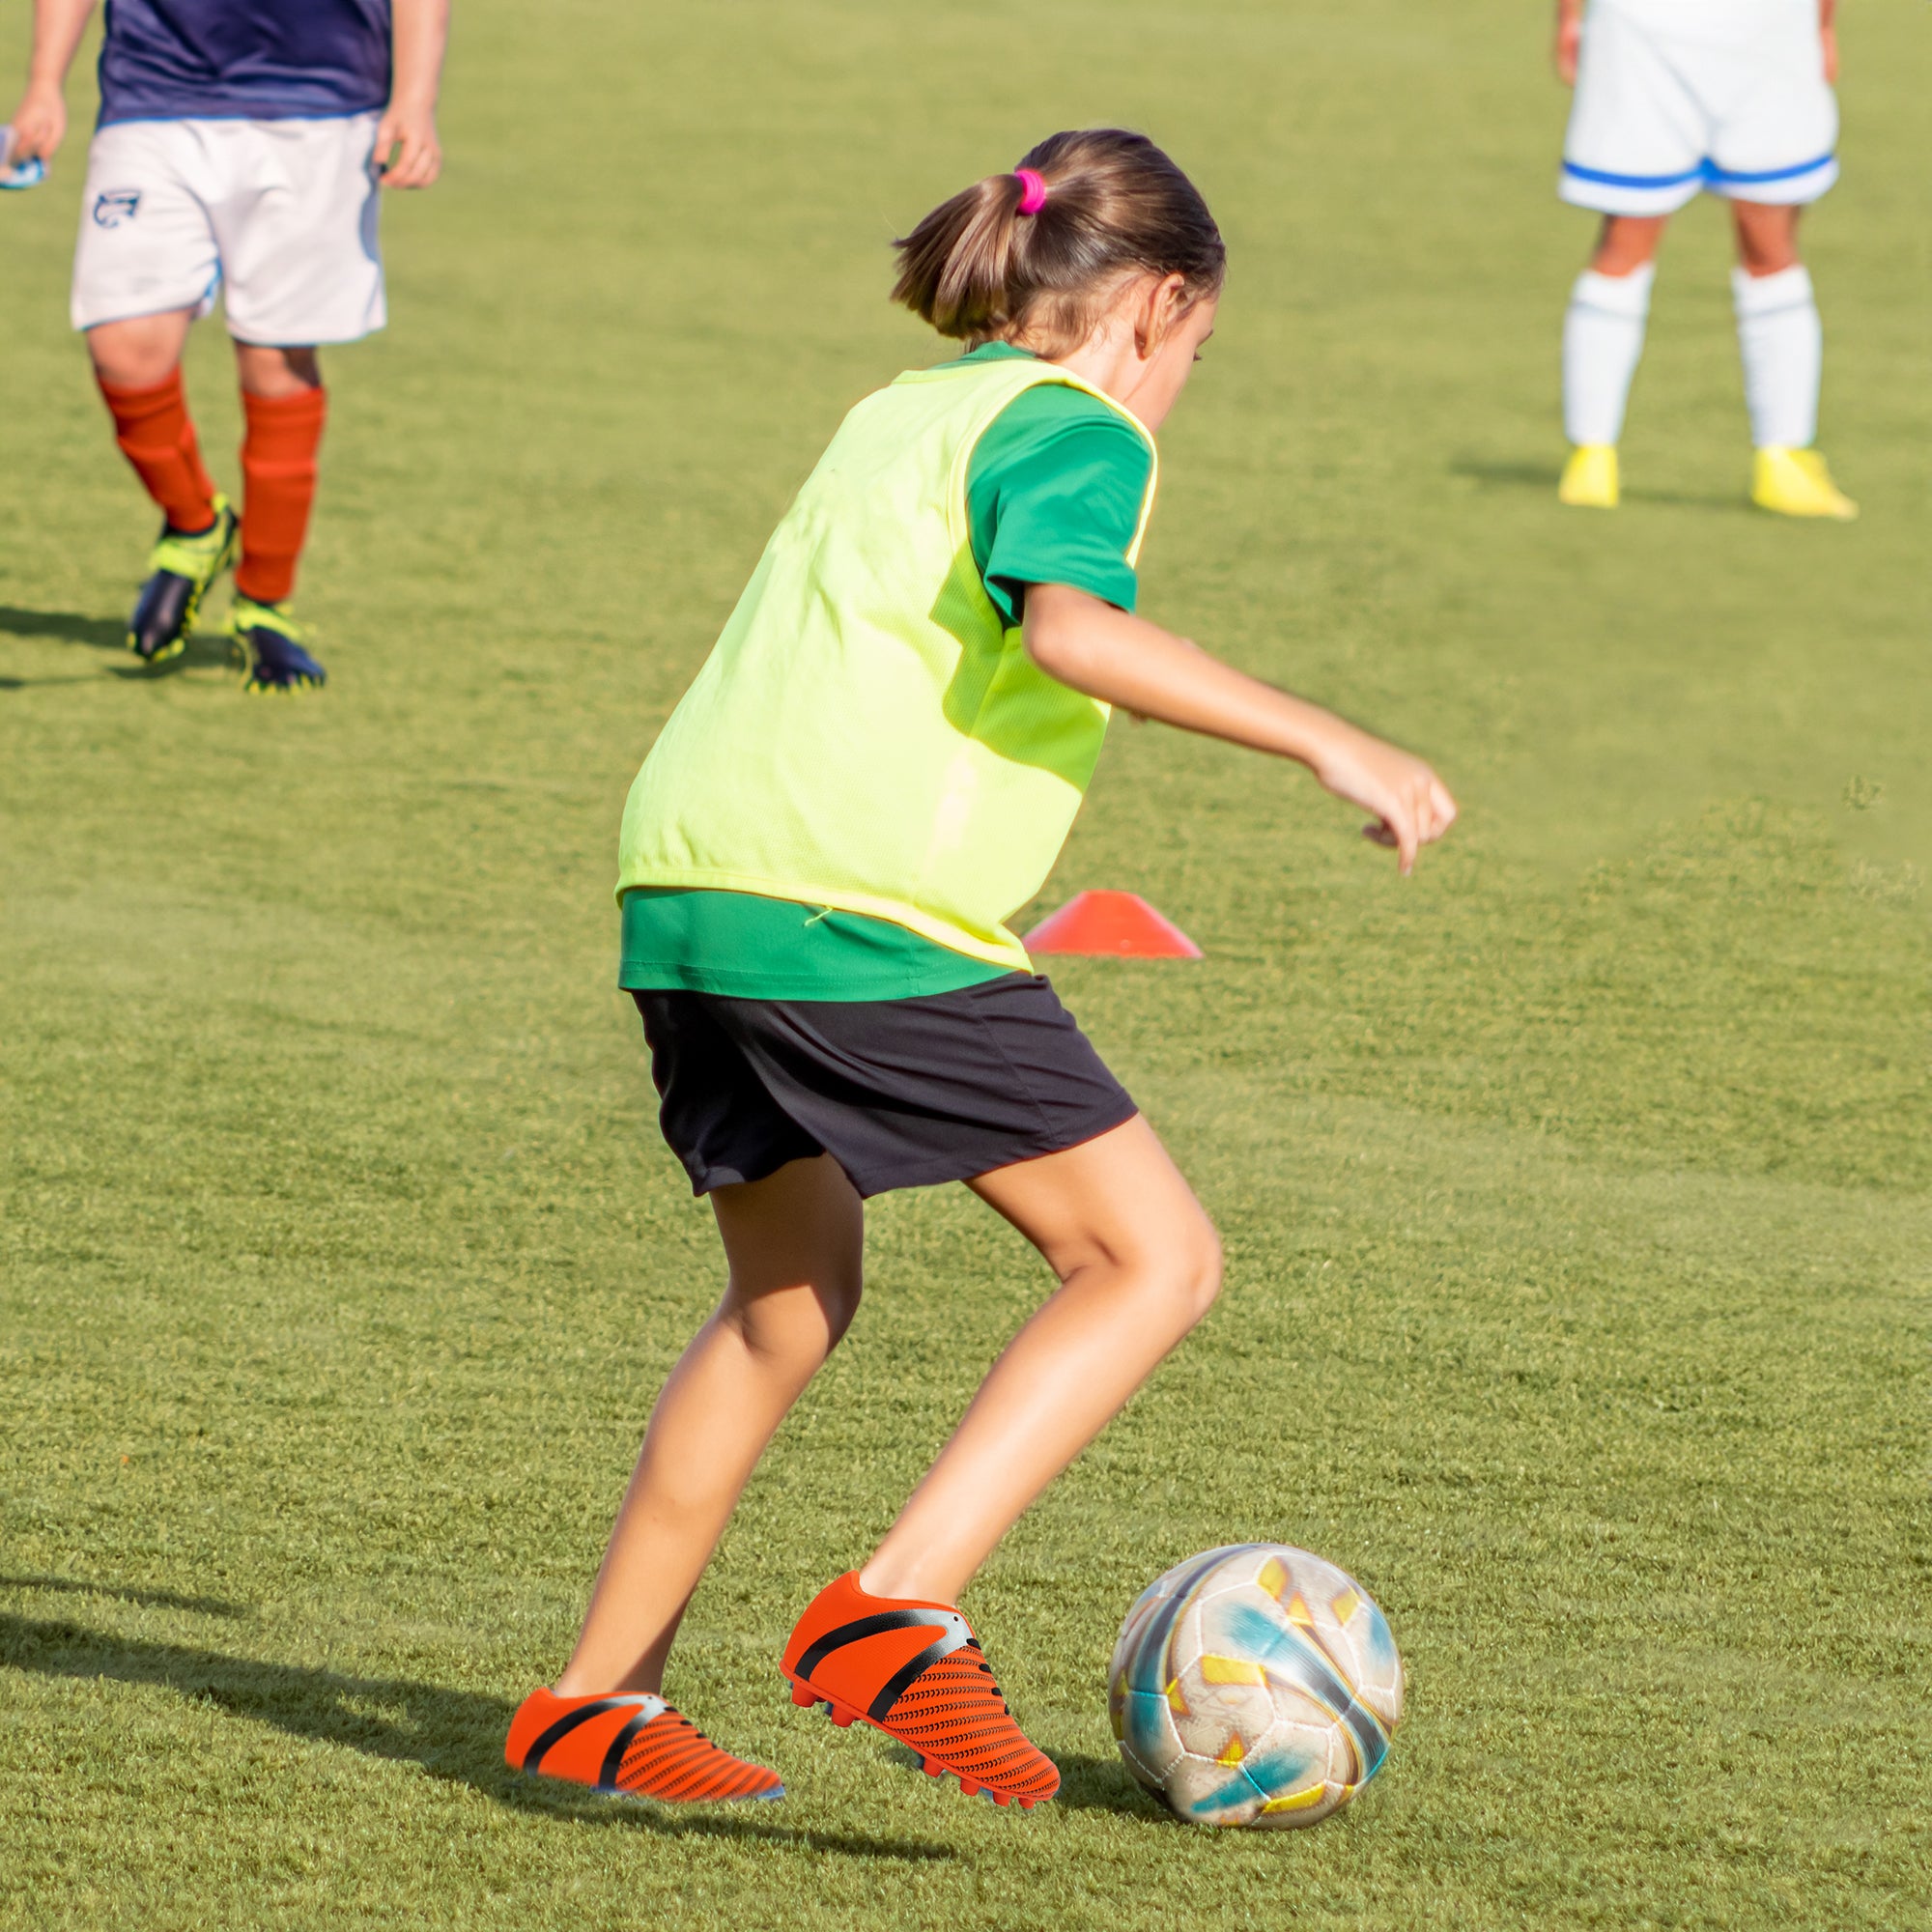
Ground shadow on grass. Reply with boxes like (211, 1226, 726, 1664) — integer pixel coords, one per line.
(1450, 457, 1564, 492)
(880, 1737, 1165, 1821)
(1449, 457, 1743, 511)
(0, 1573, 251, 1618)
(1045, 1751, 1169, 1820)
(0, 605, 128, 650)
(0, 604, 233, 680)
(0, 1610, 954, 1863)
(0, 674, 107, 689)
(105, 631, 233, 677)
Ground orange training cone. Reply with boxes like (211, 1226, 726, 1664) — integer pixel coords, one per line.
(1023, 890, 1203, 959)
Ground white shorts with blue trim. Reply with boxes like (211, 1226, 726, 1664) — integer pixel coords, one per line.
(71, 114, 384, 344)
(1560, 0, 1838, 217)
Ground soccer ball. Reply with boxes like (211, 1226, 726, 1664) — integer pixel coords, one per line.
(1108, 1543, 1404, 1829)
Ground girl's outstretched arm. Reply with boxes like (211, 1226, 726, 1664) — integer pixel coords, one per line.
(1023, 582, 1457, 874)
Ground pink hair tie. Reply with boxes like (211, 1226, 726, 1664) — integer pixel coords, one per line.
(1013, 168, 1048, 215)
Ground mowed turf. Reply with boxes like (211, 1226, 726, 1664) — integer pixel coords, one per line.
(1, 3, 1926, 1926)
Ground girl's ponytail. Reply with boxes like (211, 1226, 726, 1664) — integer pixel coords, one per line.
(892, 170, 1043, 343)
(892, 130, 1225, 356)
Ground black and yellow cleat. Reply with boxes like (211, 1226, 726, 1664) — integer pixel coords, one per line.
(128, 495, 239, 664)
(231, 596, 327, 694)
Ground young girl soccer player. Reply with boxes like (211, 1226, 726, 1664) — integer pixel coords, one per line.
(505, 130, 1457, 1809)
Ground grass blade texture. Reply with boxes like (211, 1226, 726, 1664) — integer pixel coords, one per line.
(0, 3, 1925, 1927)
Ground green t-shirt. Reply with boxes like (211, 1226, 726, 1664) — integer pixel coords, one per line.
(620, 344, 1152, 999)
(959, 341, 1152, 626)
(619, 888, 1012, 999)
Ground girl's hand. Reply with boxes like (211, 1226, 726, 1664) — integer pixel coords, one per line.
(1307, 724, 1458, 877)
(374, 99, 441, 187)
(6, 79, 67, 162)
(379, 0, 448, 188)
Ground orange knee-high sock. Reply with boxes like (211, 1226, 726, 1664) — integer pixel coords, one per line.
(96, 368, 219, 534)
(236, 385, 327, 605)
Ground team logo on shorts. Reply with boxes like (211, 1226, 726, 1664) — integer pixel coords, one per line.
(92, 188, 141, 228)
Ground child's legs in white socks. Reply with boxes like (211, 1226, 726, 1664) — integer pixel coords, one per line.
(1563, 261, 1656, 446)
(1729, 200, 1819, 451)
(1731, 264, 1821, 450)
(1563, 215, 1665, 448)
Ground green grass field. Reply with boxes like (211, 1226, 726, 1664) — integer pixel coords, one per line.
(2, 3, 1926, 1926)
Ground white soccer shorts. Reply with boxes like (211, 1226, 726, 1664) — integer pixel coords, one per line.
(1560, 0, 1838, 217)
(71, 113, 384, 344)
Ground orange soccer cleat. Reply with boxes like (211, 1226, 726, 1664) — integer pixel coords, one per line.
(504, 1688, 783, 1804)
(781, 1573, 1060, 1808)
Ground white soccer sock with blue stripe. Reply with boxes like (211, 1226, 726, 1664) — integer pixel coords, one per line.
(1732, 265, 1821, 451)
(1562, 264, 1655, 447)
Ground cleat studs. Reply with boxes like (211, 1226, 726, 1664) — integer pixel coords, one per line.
(923, 1758, 942, 1776)
(993, 1791, 1010, 1807)
(959, 1778, 980, 1797)
(829, 1706, 855, 1728)
(789, 1682, 817, 1708)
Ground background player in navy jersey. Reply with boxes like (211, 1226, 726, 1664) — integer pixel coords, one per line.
(5, 1, 449, 690)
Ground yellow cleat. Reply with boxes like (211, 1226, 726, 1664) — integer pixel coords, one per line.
(1751, 446, 1858, 521)
(1557, 443, 1619, 509)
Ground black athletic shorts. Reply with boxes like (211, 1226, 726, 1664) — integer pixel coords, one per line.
(632, 974, 1138, 1199)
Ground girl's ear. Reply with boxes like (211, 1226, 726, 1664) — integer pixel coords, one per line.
(1134, 272, 1191, 360)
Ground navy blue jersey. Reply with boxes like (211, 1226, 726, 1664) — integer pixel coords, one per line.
(99, 0, 392, 126)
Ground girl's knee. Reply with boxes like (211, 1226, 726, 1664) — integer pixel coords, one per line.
(1175, 1220, 1223, 1325)
(817, 1273, 865, 1349)
(1071, 1202, 1221, 1325)
(726, 1271, 863, 1363)
(1122, 1215, 1220, 1330)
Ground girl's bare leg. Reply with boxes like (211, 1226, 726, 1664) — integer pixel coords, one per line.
(1589, 213, 1668, 276)
(233, 340, 322, 398)
(859, 1116, 1221, 1605)
(1730, 199, 1802, 277)
(555, 1153, 863, 1696)
(85, 308, 195, 388)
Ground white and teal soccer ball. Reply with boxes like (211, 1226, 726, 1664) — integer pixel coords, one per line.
(1108, 1543, 1404, 1829)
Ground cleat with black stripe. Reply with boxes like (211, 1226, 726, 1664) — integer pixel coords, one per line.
(504, 1688, 783, 1804)
(128, 495, 238, 664)
(781, 1572, 1059, 1808)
